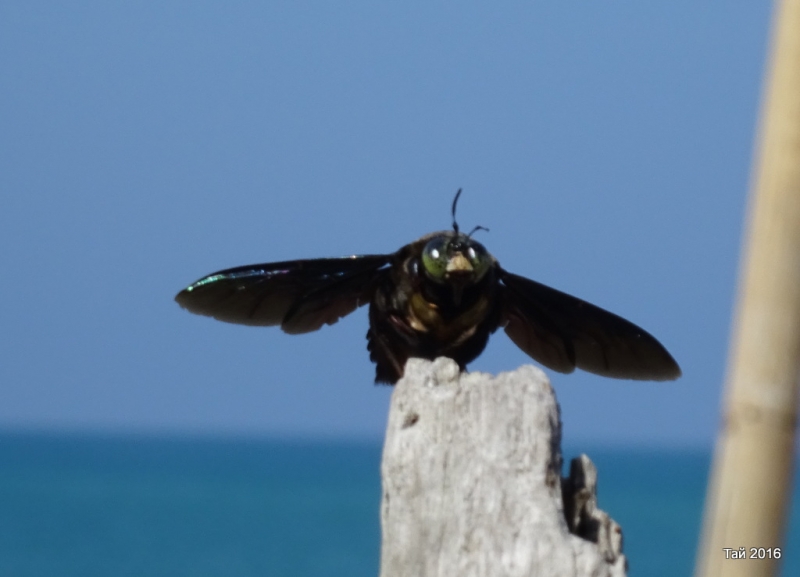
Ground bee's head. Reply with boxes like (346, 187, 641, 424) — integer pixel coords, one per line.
(420, 188, 492, 284)
(420, 232, 492, 284)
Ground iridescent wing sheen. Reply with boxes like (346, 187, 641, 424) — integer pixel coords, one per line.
(499, 269, 681, 380)
(175, 255, 392, 333)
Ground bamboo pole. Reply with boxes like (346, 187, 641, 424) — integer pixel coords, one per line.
(694, 1, 800, 576)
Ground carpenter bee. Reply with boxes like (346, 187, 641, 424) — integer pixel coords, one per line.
(175, 191, 680, 384)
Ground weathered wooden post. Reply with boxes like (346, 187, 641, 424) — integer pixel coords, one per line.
(379, 358, 626, 577)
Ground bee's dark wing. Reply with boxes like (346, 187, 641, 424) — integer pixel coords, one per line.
(499, 269, 681, 380)
(175, 255, 392, 334)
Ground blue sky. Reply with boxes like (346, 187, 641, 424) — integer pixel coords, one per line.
(0, 3, 773, 447)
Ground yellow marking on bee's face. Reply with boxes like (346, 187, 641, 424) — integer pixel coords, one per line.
(446, 253, 473, 273)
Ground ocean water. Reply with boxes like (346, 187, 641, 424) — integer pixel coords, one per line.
(0, 432, 797, 577)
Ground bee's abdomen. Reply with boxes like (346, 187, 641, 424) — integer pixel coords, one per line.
(366, 277, 502, 384)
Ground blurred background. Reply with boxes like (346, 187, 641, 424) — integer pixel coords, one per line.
(1, 2, 796, 576)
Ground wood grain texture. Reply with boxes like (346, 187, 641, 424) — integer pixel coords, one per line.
(380, 359, 626, 577)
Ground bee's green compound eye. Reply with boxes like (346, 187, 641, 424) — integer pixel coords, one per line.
(421, 237, 449, 280)
(465, 242, 491, 280)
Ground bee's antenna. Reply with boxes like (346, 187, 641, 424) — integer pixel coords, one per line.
(451, 188, 463, 235)
(467, 225, 489, 237)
